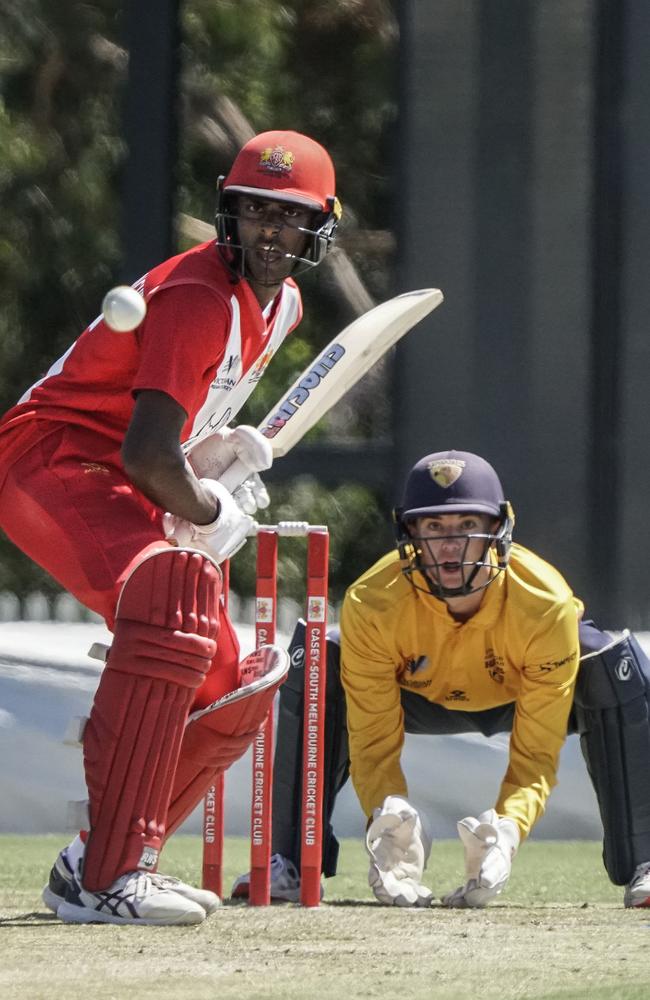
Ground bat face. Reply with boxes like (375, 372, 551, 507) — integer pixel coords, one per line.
(190, 288, 443, 488)
(258, 288, 444, 458)
(261, 344, 345, 440)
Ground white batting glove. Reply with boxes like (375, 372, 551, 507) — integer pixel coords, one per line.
(163, 478, 253, 563)
(442, 809, 519, 909)
(187, 425, 273, 481)
(232, 471, 271, 515)
(365, 795, 433, 908)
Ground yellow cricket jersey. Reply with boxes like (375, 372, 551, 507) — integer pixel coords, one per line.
(339, 543, 584, 838)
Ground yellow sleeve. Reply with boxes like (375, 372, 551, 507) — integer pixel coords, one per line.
(496, 601, 580, 836)
(339, 589, 407, 818)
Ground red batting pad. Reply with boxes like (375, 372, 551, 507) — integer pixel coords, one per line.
(166, 646, 289, 837)
(82, 548, 221, 890)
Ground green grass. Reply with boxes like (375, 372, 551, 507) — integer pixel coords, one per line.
(0, 833, 624, 906)
(0, 835, 644, 1000)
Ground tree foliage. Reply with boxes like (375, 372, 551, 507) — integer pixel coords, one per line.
(0, 0, 398, 605)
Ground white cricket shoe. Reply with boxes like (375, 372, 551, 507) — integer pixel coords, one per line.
(43, 837, 220, 916)
(624, 861, 650, 908)
(231, 853, 324, 903)
(58, 869, 207, 925)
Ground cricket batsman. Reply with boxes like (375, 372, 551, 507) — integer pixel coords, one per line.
(0, 130, 341, 924)
(233, 450, 650, 909)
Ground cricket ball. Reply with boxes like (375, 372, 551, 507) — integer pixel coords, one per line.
(101, 285, 147, 332)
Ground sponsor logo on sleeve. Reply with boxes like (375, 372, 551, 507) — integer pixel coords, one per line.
(525, 650, 578, 676)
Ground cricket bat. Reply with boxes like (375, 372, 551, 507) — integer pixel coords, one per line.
(189, 287, 443, 491)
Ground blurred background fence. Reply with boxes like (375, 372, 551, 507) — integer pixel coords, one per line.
(2, 1, 650, 625)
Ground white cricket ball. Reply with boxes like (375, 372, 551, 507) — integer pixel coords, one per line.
(101, 285, 147, 332)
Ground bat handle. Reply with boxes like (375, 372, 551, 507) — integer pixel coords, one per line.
(217, 457, 252, 494)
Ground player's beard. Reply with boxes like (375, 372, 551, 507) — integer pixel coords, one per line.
(243, 243, 296, 287)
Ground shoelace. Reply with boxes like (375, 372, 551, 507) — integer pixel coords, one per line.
(112, 871, 152, 899)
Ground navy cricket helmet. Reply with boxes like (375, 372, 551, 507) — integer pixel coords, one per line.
(394, 451, 514, 599)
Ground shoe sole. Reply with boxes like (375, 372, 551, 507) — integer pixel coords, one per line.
(57, 901, 206, 926)
(625, 895, 650, 908)
(42, 885, 64, 914)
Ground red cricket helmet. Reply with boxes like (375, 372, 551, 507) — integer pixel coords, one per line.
(215, 130, 341, 274)
(222, 130, 336, 212)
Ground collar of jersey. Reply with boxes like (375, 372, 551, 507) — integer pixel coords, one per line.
(412, 563, 507, 629)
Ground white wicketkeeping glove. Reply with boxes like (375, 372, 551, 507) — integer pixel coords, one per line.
(163, 478, 253, 563)
(365, 795, 433, 908)
(442, 808, 520, 909)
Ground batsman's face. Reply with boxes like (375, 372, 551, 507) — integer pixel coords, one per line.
(410, 512, 495, 589)
(236, 195, 314, 285)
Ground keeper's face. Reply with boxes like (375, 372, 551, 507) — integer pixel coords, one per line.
(409, 512, 497, 591)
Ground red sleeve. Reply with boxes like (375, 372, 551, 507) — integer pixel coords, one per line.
(132, 284, 231, 416)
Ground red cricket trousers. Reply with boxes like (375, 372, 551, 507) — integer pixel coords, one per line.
(0, 421, 239, 708)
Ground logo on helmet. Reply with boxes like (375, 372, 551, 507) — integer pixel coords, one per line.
(259, 146, 295, 175)
(427, 458, 466, 488)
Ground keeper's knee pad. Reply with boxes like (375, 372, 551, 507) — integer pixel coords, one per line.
(271, 619, 349, 876)
(82, 546, 221, 890)
(574, 631, 650, 884)
(165, 644, 290, 837)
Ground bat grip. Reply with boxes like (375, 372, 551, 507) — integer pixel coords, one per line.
(217, 457, 252, 494)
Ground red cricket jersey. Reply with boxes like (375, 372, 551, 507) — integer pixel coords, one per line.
(0, 240, 302, 466)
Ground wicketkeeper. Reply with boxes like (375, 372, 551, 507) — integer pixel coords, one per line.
(0, 130, 341, 924)
(233, 450, 650, 909)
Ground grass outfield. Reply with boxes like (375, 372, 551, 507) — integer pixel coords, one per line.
(0, 835, 647, 1000)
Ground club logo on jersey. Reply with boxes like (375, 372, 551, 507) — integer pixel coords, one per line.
(259, 145, 295, 175)
(248, 348, 275, 384)
(261, 343, 345, 438)
(428, 458, 466, 488)
(485, 648, 505, 684)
